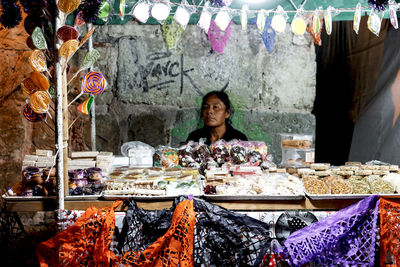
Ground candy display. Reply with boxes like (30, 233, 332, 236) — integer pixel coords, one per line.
(153, 146, 179, 168)
(82, 71, 107, 95)
(30, 91, 51, 114)
(56, 25, 80, 42)
(23, 103, 46, 122)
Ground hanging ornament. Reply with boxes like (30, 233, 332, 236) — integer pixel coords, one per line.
(57, 26, 80, 42)
(208, 20, 232, 54)
(257, 9, 266, 33)
(29, 49, 47, 73)
(271, 5, 288, 34)
(82, 71, 107, 95)
(389, 0, 399, 29)
(198, 2, 212, 32)
(132, 0, 150, 23)
(78, 0, 102, 23)
(368, 9, 383, 36)
(77, 95, 95, 115)
(291, 8, 306, 35)
(261, 18, 276, 53)
(58, 0, 81, 14)
(151, 2, 171, 24)
(119, 0, 126, 20)
(215, 7, 231, 31)
(23, 103, 46, 122)
(368, 0, 389, 11)
(98, 1, 111, 21)
(241, 5, 248, 31)
(0, 0, 22, 29)
(324, 6, 334, 35)
(307, 17, 322, 46)
(75, 11, 86, 27)
(162, 16, 184, 49)
(353, 3, 362, 34)
(32, 27, 48, 50)
(174, 0, 192, 29)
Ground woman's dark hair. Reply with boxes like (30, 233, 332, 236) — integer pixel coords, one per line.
(201, 90, 234, 125)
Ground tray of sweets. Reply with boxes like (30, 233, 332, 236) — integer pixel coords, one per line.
(203, 194, 304, 201)
(306, 193, 400, 200)
(2, 194, 56, 201)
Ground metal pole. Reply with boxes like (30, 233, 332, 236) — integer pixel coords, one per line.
(55, 1, 65, 210)
(88, 23, 96, 151)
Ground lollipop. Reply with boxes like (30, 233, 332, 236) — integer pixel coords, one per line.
(30, 91, 51, 114)
(98, 1, 111, 20)
(26, 36, 35, 50)
(58, 0, 81, 14)
(59, 39, 79, 61)
(57, 26, 80, 42)
(21, 77, 39, 95)
(23, 103, 46, 122)
(77, 95, 94, 115)
(32, 27, 47, 50)
(68, 49, 100, 85)
(79, 27, 95, 47)
(82, 71, 107, 95)
(29, 49, 47, 72)
(30, 71, 50, 91)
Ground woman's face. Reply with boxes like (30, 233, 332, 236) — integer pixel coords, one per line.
(201, 94, 230, 128)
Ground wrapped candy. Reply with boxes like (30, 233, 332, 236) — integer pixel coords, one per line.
(368, 9, 383, 36)
(353, 3, 362, 34)
(229, 140, 247, 164)
(324, 6, 334, 35)
(131, 0, 150, 23)
(210, 140, 229, 166)
(291, 8, 306, 35)
(208, 20, 232, 54)
(215, 7, 231, 31)
(389, 0, 398, 29)
(271, 5, 288, 33)
(151, 1, 171, 24)
(174, 0, 192, 29)
(153, 146, 179, 168)
(257, 9, 266, 33)
(240, 5, 248, 31)
(178, 141, 198, 168)
(198, 2, 211, 32)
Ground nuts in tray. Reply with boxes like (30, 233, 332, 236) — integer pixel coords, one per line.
(324, 177, 352, 194)
(348, 179, 371, 194)
(310, 163, 330, 171)
(303, 177, 330, 194)
(370, 179, 395, 194)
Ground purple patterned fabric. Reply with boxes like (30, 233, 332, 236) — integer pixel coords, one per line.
(277, 195, 379, 267)
(208, 20, 232, 54)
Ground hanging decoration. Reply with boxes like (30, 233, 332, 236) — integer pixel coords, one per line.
(0, 0, 22, 29)
(261, 18, 276, 53)
(278, 195, 379, 266)
(174, 0, 192, 29)
(162, 16, 184, 49)
(98, 1, 111, 21)
(82, 71, 107, 95)
(208, 19, 232, 54)
(214, 7, 231, 31)
(151, 1, 171, 24)
(368, 9, 383, 36)
(324, 6, 334, 35)
(368, 0, 389, 11)
(353, 3, 362, 34)
(197, 2, 211, 32)
(291, 8, 306, 35)
(389, 0, 399, 29)
(240, 5, 248, 31)
(257, 9, 266, 33)
(23, 103, 46, 122)
(78, 0, 102, 23)
(271, 5, 288, 34)
(131, 0, 150, 23)
(77, 95, 95, 115)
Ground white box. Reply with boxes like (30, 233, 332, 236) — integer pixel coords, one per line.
(36, 149, 53, 157)
(71, 151, 99, 158)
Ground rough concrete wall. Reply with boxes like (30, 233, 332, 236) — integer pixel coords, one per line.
(70, 22, 316, 163)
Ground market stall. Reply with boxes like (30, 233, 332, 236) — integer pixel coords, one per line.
(2, 0, 400, 266)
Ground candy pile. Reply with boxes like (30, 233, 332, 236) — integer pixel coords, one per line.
(104, 167, 201, 196)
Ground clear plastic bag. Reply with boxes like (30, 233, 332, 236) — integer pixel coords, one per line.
(151, 1, 171, 24)
(271, 5, 288, 33)
(214, 6, 231, 31)
(174, 0, 194, 29)
(131, 0, 151, 23)
(197, 2, 212, 32)
(291, 7, 306, 35)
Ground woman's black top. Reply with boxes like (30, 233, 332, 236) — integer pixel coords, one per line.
(186, 124, 248, 145)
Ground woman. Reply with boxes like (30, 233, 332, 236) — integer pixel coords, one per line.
(187, 91, 248, 145)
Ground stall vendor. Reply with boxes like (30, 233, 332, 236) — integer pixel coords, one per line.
(187, 91, 248, 145)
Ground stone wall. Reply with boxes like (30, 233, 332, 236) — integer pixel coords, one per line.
(0, 20, 316, 197)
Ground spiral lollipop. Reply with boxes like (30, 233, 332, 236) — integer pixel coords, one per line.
(21, 77, 39, 95)
(30, 71, 50, 91)
(82, 71, 107, 95)
(30, 91, 51, 114)
(23, 103, 46, 122)
(29, 49, 47, 72)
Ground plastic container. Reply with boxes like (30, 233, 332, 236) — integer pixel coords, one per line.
(281, 148, 315, 168)
(280, 133, 313, 149)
